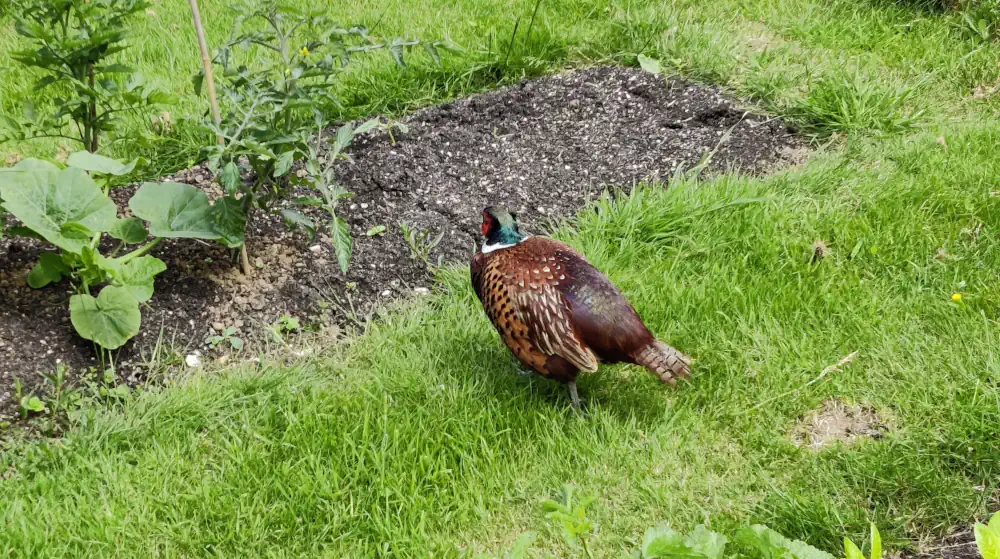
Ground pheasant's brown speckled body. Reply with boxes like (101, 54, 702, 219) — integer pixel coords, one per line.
(470, 207, 691, 407)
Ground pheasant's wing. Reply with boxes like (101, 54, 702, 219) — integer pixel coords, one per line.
(511, 283, 599, 373)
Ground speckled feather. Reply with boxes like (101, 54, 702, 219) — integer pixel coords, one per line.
(471, 236, 691, 384)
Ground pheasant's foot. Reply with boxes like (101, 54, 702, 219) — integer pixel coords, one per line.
(567, 381, 584, 410)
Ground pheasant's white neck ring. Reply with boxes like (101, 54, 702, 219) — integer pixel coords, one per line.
(481, 235, 531, 254)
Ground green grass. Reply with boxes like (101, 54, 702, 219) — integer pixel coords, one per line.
(2, 132, 999, 556)
(2, 0, 1000, 167)
(2, 0, 1000, 556)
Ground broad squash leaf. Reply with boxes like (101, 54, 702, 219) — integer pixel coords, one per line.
(975, 512, 1000, 559)
(99, 255, 166, 303)
(67, 151, 141, 176)
(738, 525, 836, 559)
(688, 525, 728, 559)
(0, 159, 116, 253)
(109, 217, 149, 243)
(639, 523, 727, 559)
(27, 252, 70, 288)
(129, 182, 220, 239)
(69, 285, 141, 349)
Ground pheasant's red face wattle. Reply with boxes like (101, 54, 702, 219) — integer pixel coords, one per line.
(481, 211, 492, 237)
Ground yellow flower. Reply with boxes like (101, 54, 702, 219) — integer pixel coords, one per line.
(952, 293, 962, 302)
(299, 46, 310, 56)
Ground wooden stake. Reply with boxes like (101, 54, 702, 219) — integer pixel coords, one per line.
(189, 0, 253, 275)
(188, 0, 223, 145)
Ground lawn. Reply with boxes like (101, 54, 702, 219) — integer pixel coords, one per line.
(1, 0, 1000, 557)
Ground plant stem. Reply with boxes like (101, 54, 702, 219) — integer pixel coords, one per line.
(88, 65, 98, 152)
(119, 237, 163, 264)
(240, 244, 251, 275)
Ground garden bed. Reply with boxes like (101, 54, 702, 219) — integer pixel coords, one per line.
(0, 65, 804, 422)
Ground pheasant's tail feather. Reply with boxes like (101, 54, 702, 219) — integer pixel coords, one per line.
(632, 340, 692, 386)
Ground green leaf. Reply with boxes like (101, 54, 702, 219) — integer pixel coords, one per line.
(212, 196, 246, 248)
(687, 525, 728, 559)
(331, 215, 352, 273)
(107, 255, 166, 303)
(869, 525, 881, 559)
(23, 396, 45, 413)
(365, 224, 386, 236)
(146, 90, 178, 105)
(0, 160, 117, 253)
(27, 252, 70, 289)
(109, 217, 149, 244)
(78, 246, 109, 287)
(641, 524, 693, 558)
(638, 53, 662, 75)
(354, 118, 381, 136)
(220, 161, 241, 196)
(843, 538, 865, 559)
(389, 42, 406, 67)
(129, 182, 221, 240)
(737, 525, 834, 559)
(975, 512, 1000, 559)
(69, 286, 141, 350)
(67, 152, 141, 176)
(422, 42, 442, 65)
(281, 208, 316, 240)
(274, 150, 295, 178)
(334, 123, 354, 154)
(193, 71, 205, 96)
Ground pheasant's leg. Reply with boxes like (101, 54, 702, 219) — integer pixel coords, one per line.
(567, 381, 582, 410)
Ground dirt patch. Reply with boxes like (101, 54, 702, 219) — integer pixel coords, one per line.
(792, 399, 888, 450)
(902, 528, 981, 559)
(0, 65, 804, 424)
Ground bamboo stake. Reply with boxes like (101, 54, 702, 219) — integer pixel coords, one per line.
(188, 0, 222, 145)
(189, 0, 252, 276)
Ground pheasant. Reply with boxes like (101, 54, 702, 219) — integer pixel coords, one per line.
(470, 206, 691, 408)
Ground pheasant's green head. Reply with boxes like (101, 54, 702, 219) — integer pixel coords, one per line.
(481, 206, 526, 252)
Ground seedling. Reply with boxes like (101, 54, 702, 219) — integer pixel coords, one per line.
(542, 485, 597, 558)
(401, 223, 445, 268)
(206, 326, 244, 351)
(269, 314, 302, 343)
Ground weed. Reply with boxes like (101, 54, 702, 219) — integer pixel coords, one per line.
(542, 485, 597, 557)
(206, 327, 244, 352)
(13, 378, 45, 420)
(268, 314, 301, 343)
(401, 222, 444, 268)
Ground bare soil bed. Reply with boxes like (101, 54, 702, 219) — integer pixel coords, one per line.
(0, 66, 804, 423)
